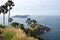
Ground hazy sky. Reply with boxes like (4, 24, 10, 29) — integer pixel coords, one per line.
(0, 0, 60, 16)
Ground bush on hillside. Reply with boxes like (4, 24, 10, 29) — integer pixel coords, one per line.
(2, 32, 14, 40)
(19, 24, 25, 30)
(0, 24, 7, 28)
(24, 28, 44, 40)
(11, 22, 19, 28)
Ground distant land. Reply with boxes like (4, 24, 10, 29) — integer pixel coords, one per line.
(12, 15, 30, 18)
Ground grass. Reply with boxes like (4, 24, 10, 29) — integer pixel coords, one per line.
(0, 26, 38, 40)
(2, 32, 14, 40)
(0, 28, 4, 34)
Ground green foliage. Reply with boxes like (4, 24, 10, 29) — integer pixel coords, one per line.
(11, 22, 19, 27)
(6, 0, 15, 7)
(0, 24, 4, 28)
(32, 20, 37, 24)
(2, 32, 14, 40)
(26, 18, 37, 28)
(9, 18, 13, 22)
(36, 36, 44, 40)
(25, 28, 36, 37)
(0, 24, 7, 28)
(25, 18, 45, 40)
(24, 28, 44, 40)
(30, 24, 37, 28)
(13, 36, 20, 40)
(0, 5, 8, 13)
(19, 24, 25, 30)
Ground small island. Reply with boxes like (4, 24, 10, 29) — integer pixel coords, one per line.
(12, 15, 30, 18)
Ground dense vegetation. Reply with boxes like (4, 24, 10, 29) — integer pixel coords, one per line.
(10, 18, 50, 40)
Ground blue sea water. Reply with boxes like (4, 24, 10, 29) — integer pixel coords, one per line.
(0, 15, 60, 40)
(30, 16, 60, 40)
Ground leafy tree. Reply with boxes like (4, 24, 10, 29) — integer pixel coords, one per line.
(32, 20, 37, 24)
(5, 0, 15, 25)
(9, 18, 13, 25)
(9, 18, 13, 22)
(11, 22, 19, 28)
(26, 18, 37, 27)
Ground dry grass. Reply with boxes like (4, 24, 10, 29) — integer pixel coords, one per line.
(0, 28, 4, 34)
(4, 26, 38, 40)
(0, 28, 4, 32)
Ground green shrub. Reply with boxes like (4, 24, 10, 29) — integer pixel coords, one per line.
(19, 24, 25, 30)
(11, 22, 19, 28)
(0, 24, 4, 28)
(0, 24, 7, 28)
(35, 36, 44, 40)
(2, 32, 14, 40)
(25, 28, 44, 40)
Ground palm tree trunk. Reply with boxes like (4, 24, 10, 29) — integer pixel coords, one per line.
(3, 14, 5, 26)
(8, 8, 10, 25)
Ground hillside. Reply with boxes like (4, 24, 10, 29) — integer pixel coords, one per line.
(0, 27, 38, 40)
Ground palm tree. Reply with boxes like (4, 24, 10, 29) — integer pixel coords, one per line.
(5, 0, 15, 25)
(26, 18, 32, 26)
(0, 5, 8, 26)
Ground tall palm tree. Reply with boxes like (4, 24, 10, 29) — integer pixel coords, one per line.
(5, 0, 15, 25)
(0, 5, 8, 26)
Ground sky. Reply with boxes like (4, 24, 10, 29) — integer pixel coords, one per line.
(0, 0, 60, 16)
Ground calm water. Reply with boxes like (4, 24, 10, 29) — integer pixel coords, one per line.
(0, 15, 60, 40)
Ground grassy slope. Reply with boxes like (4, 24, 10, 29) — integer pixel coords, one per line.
(0, 26, 38, 40)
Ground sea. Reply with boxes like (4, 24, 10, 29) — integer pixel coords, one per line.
(0, 15, 60, 40)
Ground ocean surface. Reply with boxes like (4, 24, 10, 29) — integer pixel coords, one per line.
(0, 15, 60, 40)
